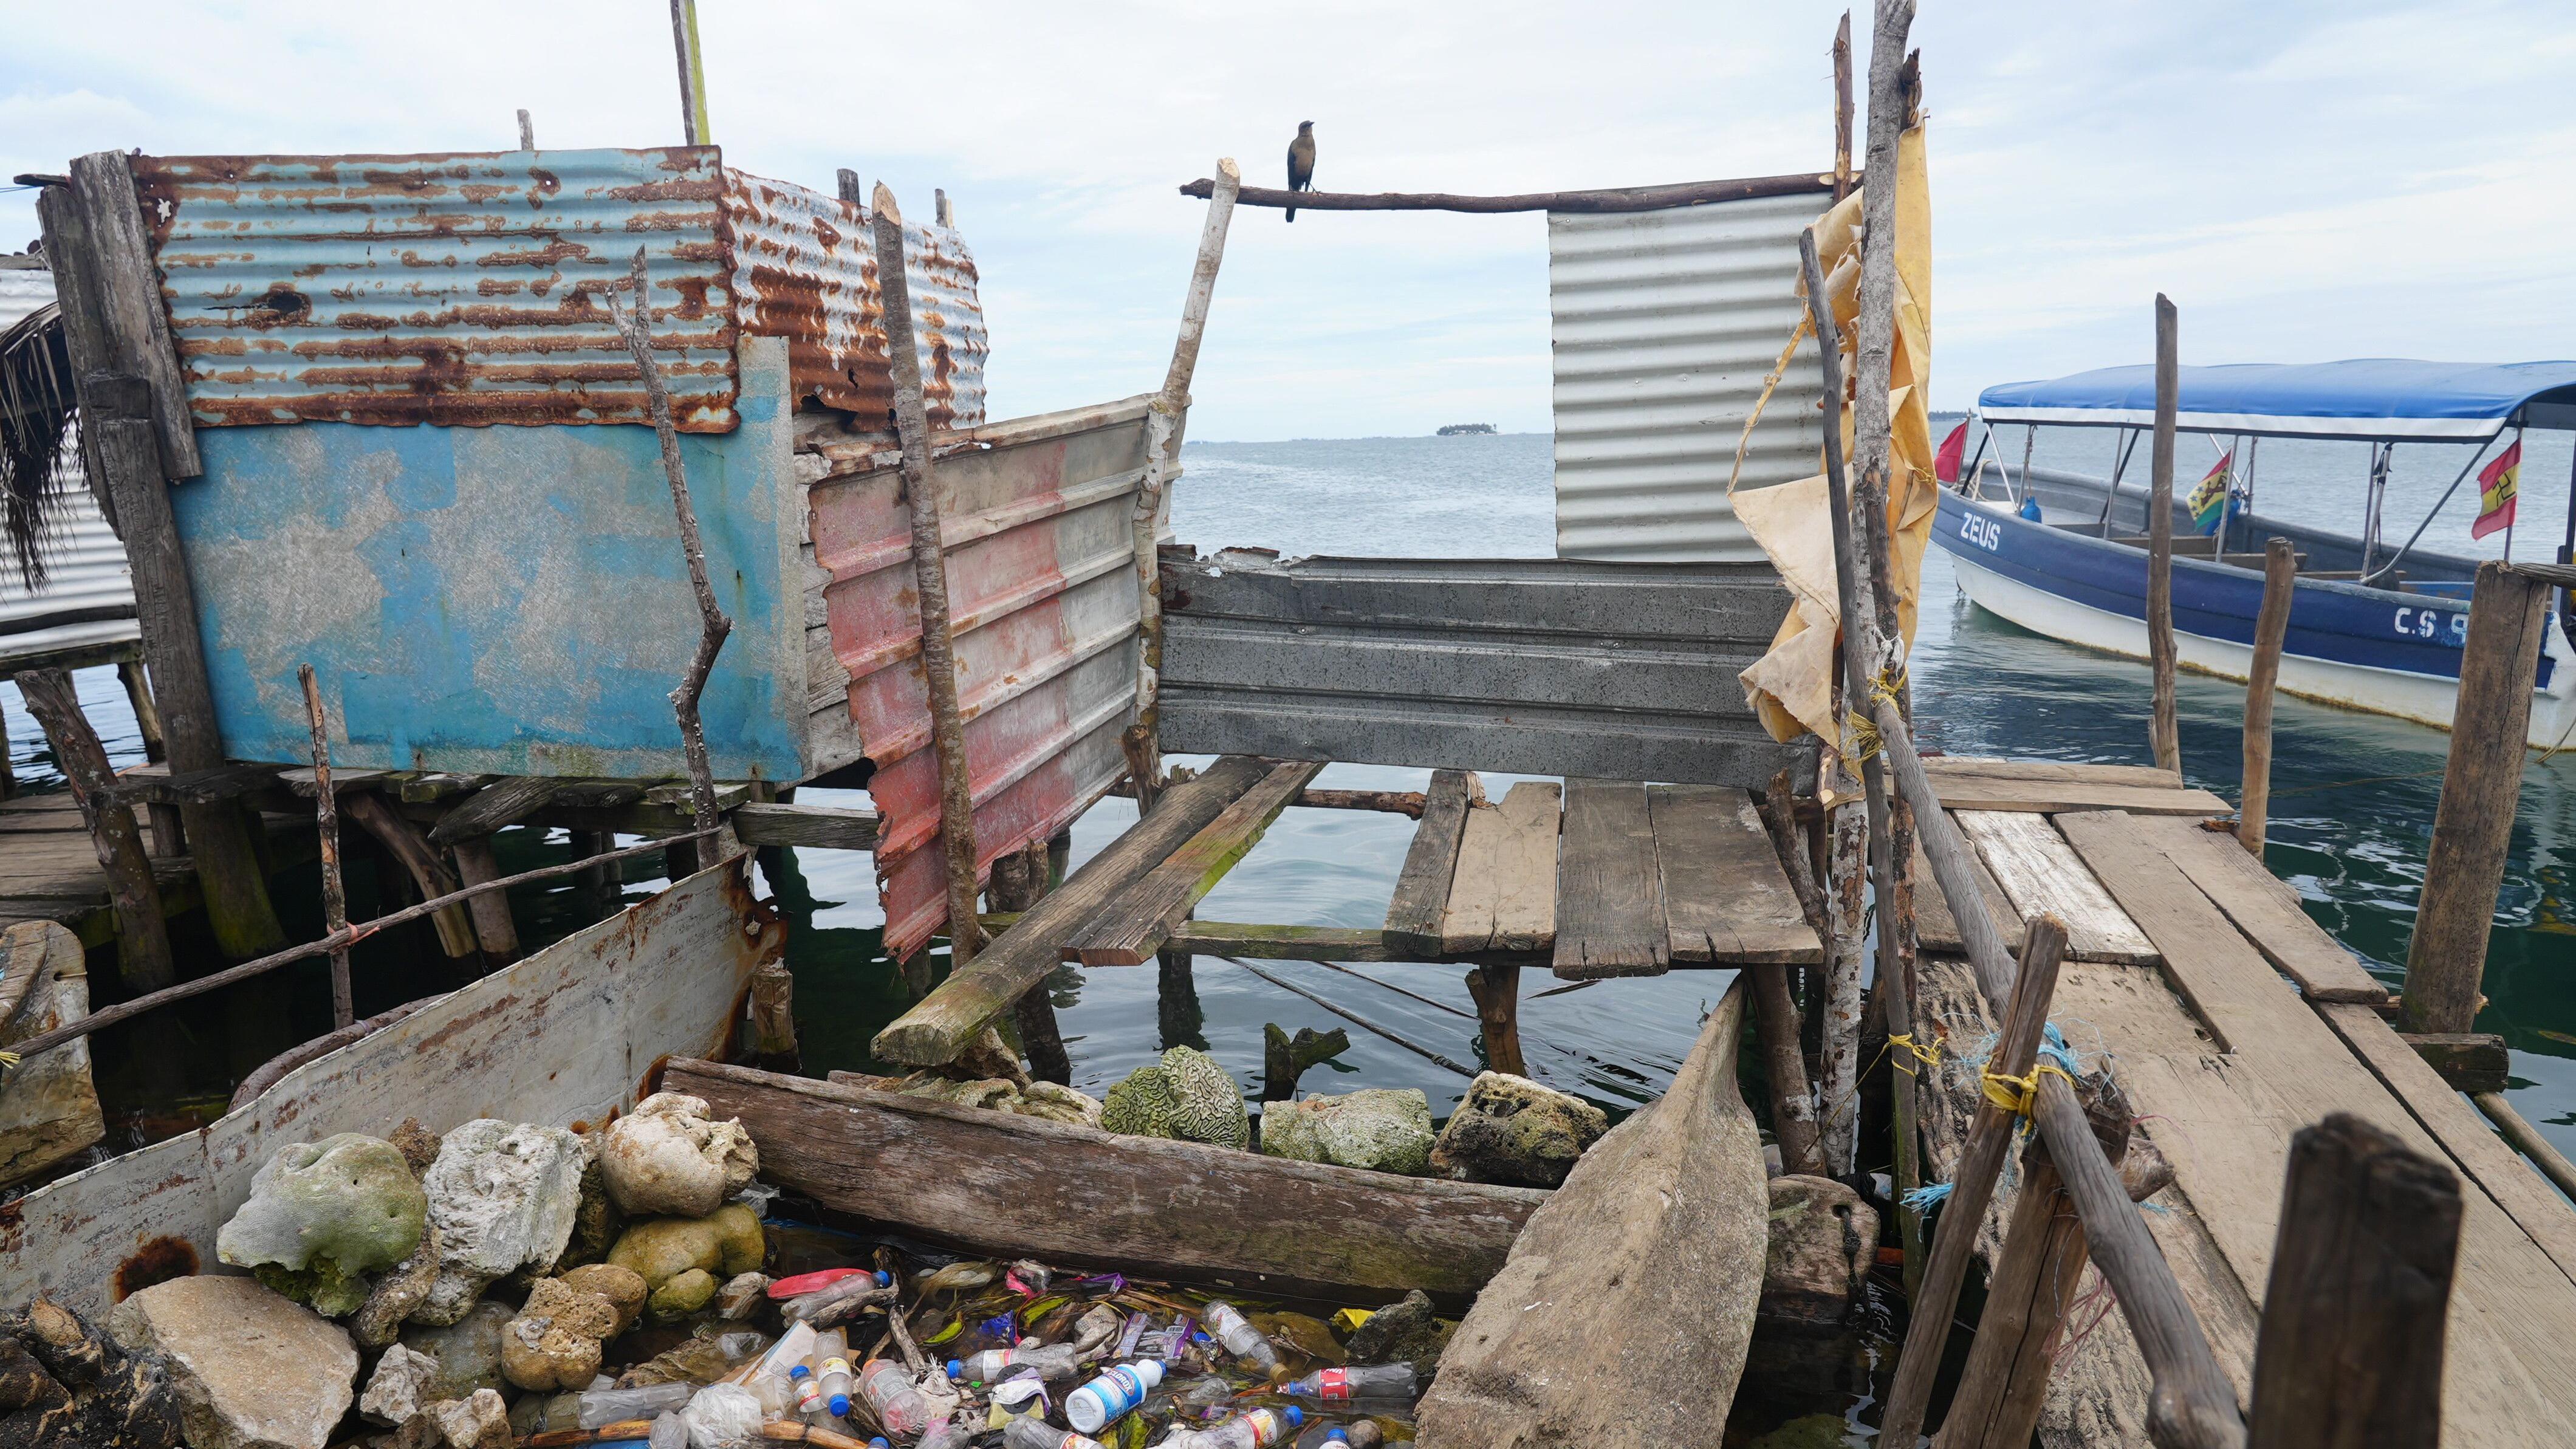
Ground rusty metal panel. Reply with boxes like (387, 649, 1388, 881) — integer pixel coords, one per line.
(807, 395, 1156, 960)
(135, 147, 739, 430)
(721, 173, 987, 430)
(1550, 190, 1829, 561)
(0, 858, 779, 1319)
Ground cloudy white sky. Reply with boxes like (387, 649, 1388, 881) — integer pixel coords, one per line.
(7, 1, 2572, 439)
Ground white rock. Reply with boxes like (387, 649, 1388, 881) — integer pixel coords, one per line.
(432, 1387, 512, 1448)
(360, 1342, 440, 1426)
(107, 1274, 357, 1449)
(600, 1092, 758, 1219)
(413, 1119, 592, 1326)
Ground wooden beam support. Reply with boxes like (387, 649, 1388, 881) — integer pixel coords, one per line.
(16, 668, 171, 993)
(2403, 561, 2550, 1033)
(1463, 962, 1526, 1078)
(989, 843, 1070, 1086)
(873, 758, 1270, 1065)
(1177, 171, 1833, 214)
(342, 791, 479, 961)
(1385, 768, 1480, 957)
(2396, 1031, 2509, 1095)
(1063, 759, 1325, 966)
(450, 838, 521, 965)
(2148, 293, 2182, 774)
(116, 659, 165, 764)
(730, 801, 879, 850)
(2244, 1112, 2460, 1449)
(426, 776, 564, 847)
(2238, 538, 2297, 855)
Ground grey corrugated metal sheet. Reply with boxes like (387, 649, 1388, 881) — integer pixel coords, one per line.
(132, 148, 985, 433)
(0, 266, 138, 665)
(1159, 551, 1815, 789)
(1549, 189, 1831, 562)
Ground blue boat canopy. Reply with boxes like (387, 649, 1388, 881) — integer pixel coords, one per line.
(1978, 360, 2576, 442)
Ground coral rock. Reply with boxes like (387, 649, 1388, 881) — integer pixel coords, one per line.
(1427, 1072, 1608, 1188)
(359, 1343, 441, 1427)
(501, 1278, 618, 1392)
(217, 1134, 428, 1318)
(430, 1388, 511, 1449)
(1260, 1089, 1436, 1174)
(411, 1120, 592, 1326)
(599, 1093, 758, 1219)
(1100, 1047, 1247, 1148)
(108, 1275, 357, 1449)
(558, 1262, 649, 1335)
(395, 1301, 512, 1403)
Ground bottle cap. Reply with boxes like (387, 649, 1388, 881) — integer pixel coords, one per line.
(1284, 1406, 1304, 1427)
(1326, 1433, 1349, 1444)
(830, 1394, 852, 1417)
(875, 1270, 893, 1287)
(946, 1360, 964, 1379)
(788, 1364, 812, 1382)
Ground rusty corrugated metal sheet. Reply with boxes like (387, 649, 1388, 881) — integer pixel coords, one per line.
(0, 265, 140, 664)
(808, 395, 1157, 959)
(722, 174, 987, 431)
(130, 148, 988, 434)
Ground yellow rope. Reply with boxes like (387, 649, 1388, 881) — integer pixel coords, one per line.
(1843, 711, 1883, 766)
(1869, 666, 1908, 711)
(1980, 1061, 2077, 1117)
(0, 1052, 18, 1069)
(1885, 1032, 1941, 1077)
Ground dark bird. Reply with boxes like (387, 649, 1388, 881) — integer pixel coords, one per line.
(1286, 121, 1316, 222)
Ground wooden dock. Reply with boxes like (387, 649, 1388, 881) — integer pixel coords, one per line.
(1903, 757, 2576, 1449)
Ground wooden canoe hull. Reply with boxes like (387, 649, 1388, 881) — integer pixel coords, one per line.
(0, 858, 781, 1319)
(667, 1059, 1549, 1307)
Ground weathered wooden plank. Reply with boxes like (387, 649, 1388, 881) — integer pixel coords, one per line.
(426, 776, 565, 846)
(1911, 832, 2027, 956)
(1649, 784, 1820, 964)
(731, 801, 880, 851)
(2318, 1003, 2576, 1289)
(276, 767, 401, 796)
(1928, 776, 2228, 816)
(1440, 781, 1560, 955)
(1383, 769, 1481, 956)
(673, 1059, 1543, 1303)
(1923, 757, 2185, 790)
(0, 859, 775, 1320)
(2397, 1032, 2510, 1094)
(1958, 810, 2157, 965)
(2055, 808, 2576, 1447)
(874, 758, 1271, 1065)
(103, 762, 281, 807)
(2130, 814, 2386, 1002)
(1063, 759, 1326, 966)
(1551, 779, 1665, 979)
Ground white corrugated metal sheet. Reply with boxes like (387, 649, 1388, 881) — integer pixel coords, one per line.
(0, 265, 139, 665)
(1549, 190, 1831, 561)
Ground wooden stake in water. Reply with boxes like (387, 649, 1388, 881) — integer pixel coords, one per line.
(2148, 294, 2182, 773)
(2238, 538, 2297, 856)
(298, 664, 352, 1029)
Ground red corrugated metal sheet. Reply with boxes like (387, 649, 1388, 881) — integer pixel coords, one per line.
(807, 396, 1157, 959)
(132, 146, 986, 433)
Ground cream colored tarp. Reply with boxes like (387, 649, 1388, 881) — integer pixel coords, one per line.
(1733, 122, 1936, 754)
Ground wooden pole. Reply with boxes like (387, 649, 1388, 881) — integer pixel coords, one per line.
(1937, 1078, 2137, 1449)
(1175, 173, 1834, 215)
(2238, 538, 2297, 856)
(604, 248, 735, 856)
(1755, 772, 1828, 1177)
(449, 840, 522, 965)
(2148, 294, 2182, 774)
(668, 0, 711, 145)
(516, 109, 535, 151)
(39, 165, 286, 957)
(1463, 963, 1527, 1078)
(296, 665, 353, 1029)
(2472, 1090, 2576, 1202)
(343, 792, 480, 961)
(871, 186, 984, 969)
(990, 843, 1070, 1086)
(116, 659, 164, 764)
(2244, 1112, 2460, 1449)
(1877, 914, 2069, 1449)
(1831, 12, 1854, 203)
(16, 667, 171, 993)
(2402, 561, 2550, 1033)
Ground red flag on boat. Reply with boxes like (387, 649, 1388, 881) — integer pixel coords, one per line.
(1934, 420, 1968, 484)
(2472, 440, 2521, 540)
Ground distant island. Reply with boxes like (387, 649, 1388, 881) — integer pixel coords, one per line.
(1436, 423, 1497, 436)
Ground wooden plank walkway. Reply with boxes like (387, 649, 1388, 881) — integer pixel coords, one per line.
(1908, 760, 2576, 1449)
(0, 792, 210, 947)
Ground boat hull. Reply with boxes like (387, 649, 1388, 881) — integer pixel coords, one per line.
(1932, 491, 2576, 750)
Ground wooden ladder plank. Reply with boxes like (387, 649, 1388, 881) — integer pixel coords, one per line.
(1957, 810, 2157, 965)
(2131, 814, 2387, 1003)
(1911, 832, 2027, 956)
(1930, 775, 2229, 816)
(1550, 778, 1665, 979)
(1650, 784, 1820, 965)
(1440, 781, 1560, 956)
(873, 756, 1273, 1065)
(1383, 769, 1482, 956)
(1063, 759, 1326, 966)
(426, 776, 565, 845)
(2054, 807, 2576, 1448)
(1923, 756, 2186, 790)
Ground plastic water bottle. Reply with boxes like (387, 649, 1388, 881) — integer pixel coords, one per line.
(919, 1417, 975, 1449)
(1162, 1406, 1302, 1448)
(1281, 1364, 1418, 1403)
(1001, 1417, 1108, 1449)
(1201, 1301, 1281, 1375)
(857, 1358, 934, 1439)
(948, 1342, 1083, 1383)
(578, 1381, 693, 1428)
(1064, 1360, 1163, 1434)
(814, 1329, 855, 1418)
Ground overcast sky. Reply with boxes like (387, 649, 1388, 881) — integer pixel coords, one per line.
(7, 1, 2571, 439)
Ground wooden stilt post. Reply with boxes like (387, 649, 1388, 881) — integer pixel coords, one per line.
(343, 792, 479, 961)
(296, 665, 353, 1029)
(116, 658, 164, 764)
(2238, 538, 2297, 855)
(0, 705, 13, 801)
(1876, 914, 2069, 1449)
(1463, 963, 1526, 1078)
(991, 842, 1070, 1085)
(1157, 950, 1205, 1051)
(1753, 773, 1828, 1177)
(2244, 1112, 2461, 1449)
(39, 160, 286, 957)
(2402, 560, 2552, 1033)
(2148, 294, 2183, 774)
(869, 186, 984, 971)
(18, 668, 171, 993)
(1831, 12, 1854, 204)
(448, 840, 521, 965)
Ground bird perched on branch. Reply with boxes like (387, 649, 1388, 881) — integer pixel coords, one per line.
(1286, 121, 1316, 222)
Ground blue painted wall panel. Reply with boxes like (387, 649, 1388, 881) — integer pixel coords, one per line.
(173, 340, 809, 779)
